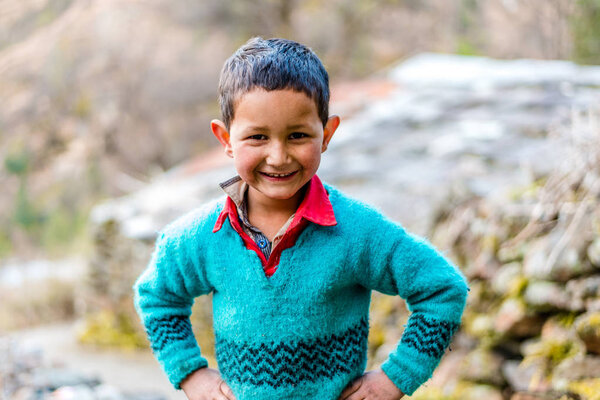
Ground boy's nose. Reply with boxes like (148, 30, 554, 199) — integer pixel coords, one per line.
(266, 142, 291, 166)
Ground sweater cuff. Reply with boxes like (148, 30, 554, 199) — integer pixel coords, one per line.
(163, 349, 208, 390)
(159, 344, 209, 389)
(381, 315, 460, 395)
(144, 315, 209, 389)
(381, 347, 431, 395)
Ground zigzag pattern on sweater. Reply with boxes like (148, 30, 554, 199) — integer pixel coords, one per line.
(145, 315, 194, 353)
(400, 314, 459, 359)
(215, 318, 368, 388)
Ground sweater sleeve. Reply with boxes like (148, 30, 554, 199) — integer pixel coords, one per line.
(133, 221, 214, 390)
(358, 214, 469, 395)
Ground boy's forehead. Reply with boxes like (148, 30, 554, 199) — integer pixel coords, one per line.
(232, 88, 320, 127)
(233, 87, 315, 107)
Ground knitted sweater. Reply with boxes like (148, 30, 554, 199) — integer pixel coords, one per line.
(133, 185, 469, 399)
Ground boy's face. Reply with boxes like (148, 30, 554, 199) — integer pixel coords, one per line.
(211, 89, 339, 208)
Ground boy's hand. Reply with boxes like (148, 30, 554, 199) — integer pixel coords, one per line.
(338, 369, 405, 400)
(180, 368, 236, 400)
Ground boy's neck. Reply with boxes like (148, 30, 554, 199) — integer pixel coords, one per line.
(246, 185, 307, 239)
(247, 185, 306, 218)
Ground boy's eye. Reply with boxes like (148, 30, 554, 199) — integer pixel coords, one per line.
(289, 132, 308, 140)
(247, 134, 268, 140)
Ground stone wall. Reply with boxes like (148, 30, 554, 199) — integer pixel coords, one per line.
(419, 109, 600, 399)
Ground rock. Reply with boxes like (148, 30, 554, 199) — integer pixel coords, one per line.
(464, 312, 496, 340)
(458, 348, 505, 386)
(493, 339, 523, 359)
(49, 385, 96, 400)
(587, 237, 600, 267)
(456, 383, 504, 400)
(491, 262, 524, 296)
(567, 378, 600, 400)
(465, 280, 489, 309)
(523, 281, 570, 311)
(510, 393, 578, 400)
(523, 234, 595, 282)
(523, 239, 551, 280)
(470, 247, 502, 280)
(541, 316, 575, 342)
(10, 387, 35, 400)
(123, 393, 169, 400)
(510, 394, 537, 400)
(552, 355, 600, 391)
(495, 298, 544, 338)
(498, 243, 526, 264)
(510, 393, 550, 400)
(521, 336, 586, 385)
(566, 276, 600, 312)
(93, 383, 124, 400)
(586, 298, 600, 312)
(30, 367, 101, 392)
(502, 360, 540, 392)
(0, 337, 168, 400)
(574, 312, 600, 355)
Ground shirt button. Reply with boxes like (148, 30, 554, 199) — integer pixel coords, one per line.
(258, 239, 267, 249)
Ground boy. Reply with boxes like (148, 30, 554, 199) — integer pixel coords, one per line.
(133, 37, 468, 400)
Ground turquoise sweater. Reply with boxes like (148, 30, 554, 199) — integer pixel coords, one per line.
(133, 185, 468, 399)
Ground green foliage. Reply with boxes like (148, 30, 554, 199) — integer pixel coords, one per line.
(73, 92, 92, 118)
(7, 176, 93, 256)
(411, 382, 502, 400)
(523, 338, 582, 377)
(456, 37, 481, 56)
(506, 275, 528, 298)
(4, 150, 30, 175)
(507, 177, 547, 202)
(568, 379, 600, 400)
(40, 205, 89, 255)
(14, 179, 43, 230)
(463, 311, 503, 348)
(556, 312, 578, 328)
(78, 309, 147, 350)
(571, 0, 600, 65)
(85, 156, 104, 196)
(0, 228, 12, 258)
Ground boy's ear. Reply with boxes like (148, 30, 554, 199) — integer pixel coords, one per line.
(211, 119, 233, 158)
(321, 115, 340, 153)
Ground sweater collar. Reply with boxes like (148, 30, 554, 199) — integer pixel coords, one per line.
(213, 174, 336, 233)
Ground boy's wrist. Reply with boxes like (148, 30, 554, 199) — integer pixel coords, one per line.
(377, 368, 405, 398)
(180, 366, 207, 391)
(180, 367, 235, 400)
(381, 355, 420, 396)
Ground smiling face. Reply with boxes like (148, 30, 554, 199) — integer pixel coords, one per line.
(211, 89, 339, 211)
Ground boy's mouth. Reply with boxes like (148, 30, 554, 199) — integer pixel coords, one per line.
(259, 171, 298, 180)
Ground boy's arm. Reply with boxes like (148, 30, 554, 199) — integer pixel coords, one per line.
(358, 216, 469, 396)
(133, 226, 214, 390)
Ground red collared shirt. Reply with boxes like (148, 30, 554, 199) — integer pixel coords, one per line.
(213, 175, 337, 277)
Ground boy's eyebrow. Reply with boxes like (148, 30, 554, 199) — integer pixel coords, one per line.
(243, 123, 311, 133)
(286, 123, 310, 130)
(243, 126, 270, 133)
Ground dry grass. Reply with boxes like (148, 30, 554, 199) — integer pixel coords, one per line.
(0, 279, 76, 332)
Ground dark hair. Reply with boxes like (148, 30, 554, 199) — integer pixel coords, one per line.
(218, 37, 330, 129)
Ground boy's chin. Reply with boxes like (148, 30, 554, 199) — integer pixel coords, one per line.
(250, 185, 305, 203)
(259, 189, 301, 201)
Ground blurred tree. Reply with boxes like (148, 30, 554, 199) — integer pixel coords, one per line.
(455, 0, 483, 55)
(4, 149, 39, 230)
(4, 150, 29, 176)
(14, 177, 42, 231)
(572, 0, 600, 64)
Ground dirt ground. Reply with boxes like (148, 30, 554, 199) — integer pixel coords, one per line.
(8, 321, 187, 400)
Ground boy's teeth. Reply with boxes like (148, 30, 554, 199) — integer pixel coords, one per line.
(265, 172, 294, 177)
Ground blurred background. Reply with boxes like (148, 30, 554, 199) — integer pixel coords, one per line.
(1, 0, 600, 399)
